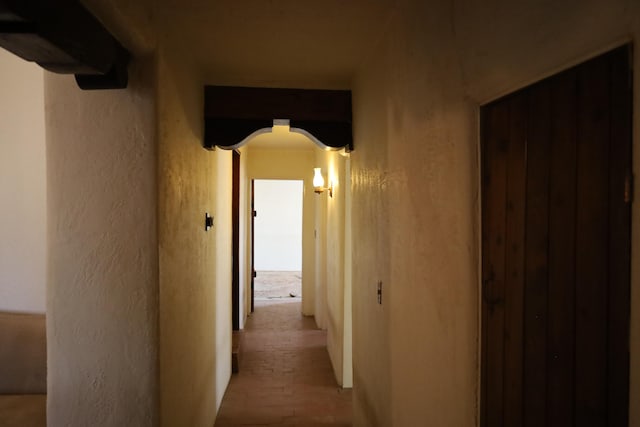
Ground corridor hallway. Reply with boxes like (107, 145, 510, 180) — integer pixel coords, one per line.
(215, 300, 352, 426)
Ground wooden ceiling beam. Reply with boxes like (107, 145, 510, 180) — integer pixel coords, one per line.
(0, 0, 129, 89)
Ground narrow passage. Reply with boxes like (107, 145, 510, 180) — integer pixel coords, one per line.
(215, 300, 352, 426)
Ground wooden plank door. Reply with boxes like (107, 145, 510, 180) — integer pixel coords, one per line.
(481, 45, 632, 427)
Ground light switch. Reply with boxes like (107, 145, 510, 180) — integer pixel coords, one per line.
(205, 212, 214, 231)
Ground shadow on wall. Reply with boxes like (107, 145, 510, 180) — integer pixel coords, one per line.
(0, 312, 46, 426)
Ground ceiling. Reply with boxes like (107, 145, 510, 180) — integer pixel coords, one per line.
(157, 0, 395, 88)
(82, 0, 391, 149)
(10, 0, 395, 89)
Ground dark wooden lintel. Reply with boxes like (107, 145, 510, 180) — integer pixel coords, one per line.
(204, 86, 353, 151)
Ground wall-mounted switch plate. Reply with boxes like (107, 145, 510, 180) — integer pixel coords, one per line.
(205, 212, 214, 231)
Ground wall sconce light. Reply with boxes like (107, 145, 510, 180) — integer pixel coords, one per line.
(313, 167, 333, 197)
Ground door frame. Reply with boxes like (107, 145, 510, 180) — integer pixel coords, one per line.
(232, 150, 240, 330)
(251, 178, 255, 313)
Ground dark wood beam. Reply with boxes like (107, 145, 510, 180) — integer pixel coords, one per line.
(204, 86, 353, 151)
(0, 0, 129, 89)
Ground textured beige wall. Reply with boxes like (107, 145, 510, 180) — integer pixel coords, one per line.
(343, 158, 353, 388)
(157, 44, 230, 425)
(215, 148, 233, 410)
(315, 150, 351, 387)
(351, 37, 393, 426)
(239, 147, 249, 328)
(351, 0, 640, 425)
(246, 148, 316, 316)
(0, 50, 46, 314)
(45, 58, 159, 426)
(314, 189, 326, 330)
(314, 167, 327, 330)
(326, 153, 345, 385)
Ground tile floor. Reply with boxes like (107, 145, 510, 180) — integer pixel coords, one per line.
(254, 271, 302, 299)
(215, 299, 352, 427)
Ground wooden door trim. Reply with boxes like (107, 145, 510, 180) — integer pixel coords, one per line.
(232, 150, 240, 330)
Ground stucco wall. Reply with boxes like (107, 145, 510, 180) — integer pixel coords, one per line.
(239, 147, 249, 328)
(351, 36, 394, 426)
(351, 0, 640, 425)
(45, 58, 159, 426)
(343, 158, 353, 388)
(246, 148, 316, 316)
(0, 50, 46, 314)
(157, 43, 230, 425)
(215, 149, 233, 410)
(315, 150, 352, 387)
(314, 173, 327, 330)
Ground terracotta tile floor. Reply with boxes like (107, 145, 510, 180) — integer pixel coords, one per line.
(215, 300, 352, 427)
